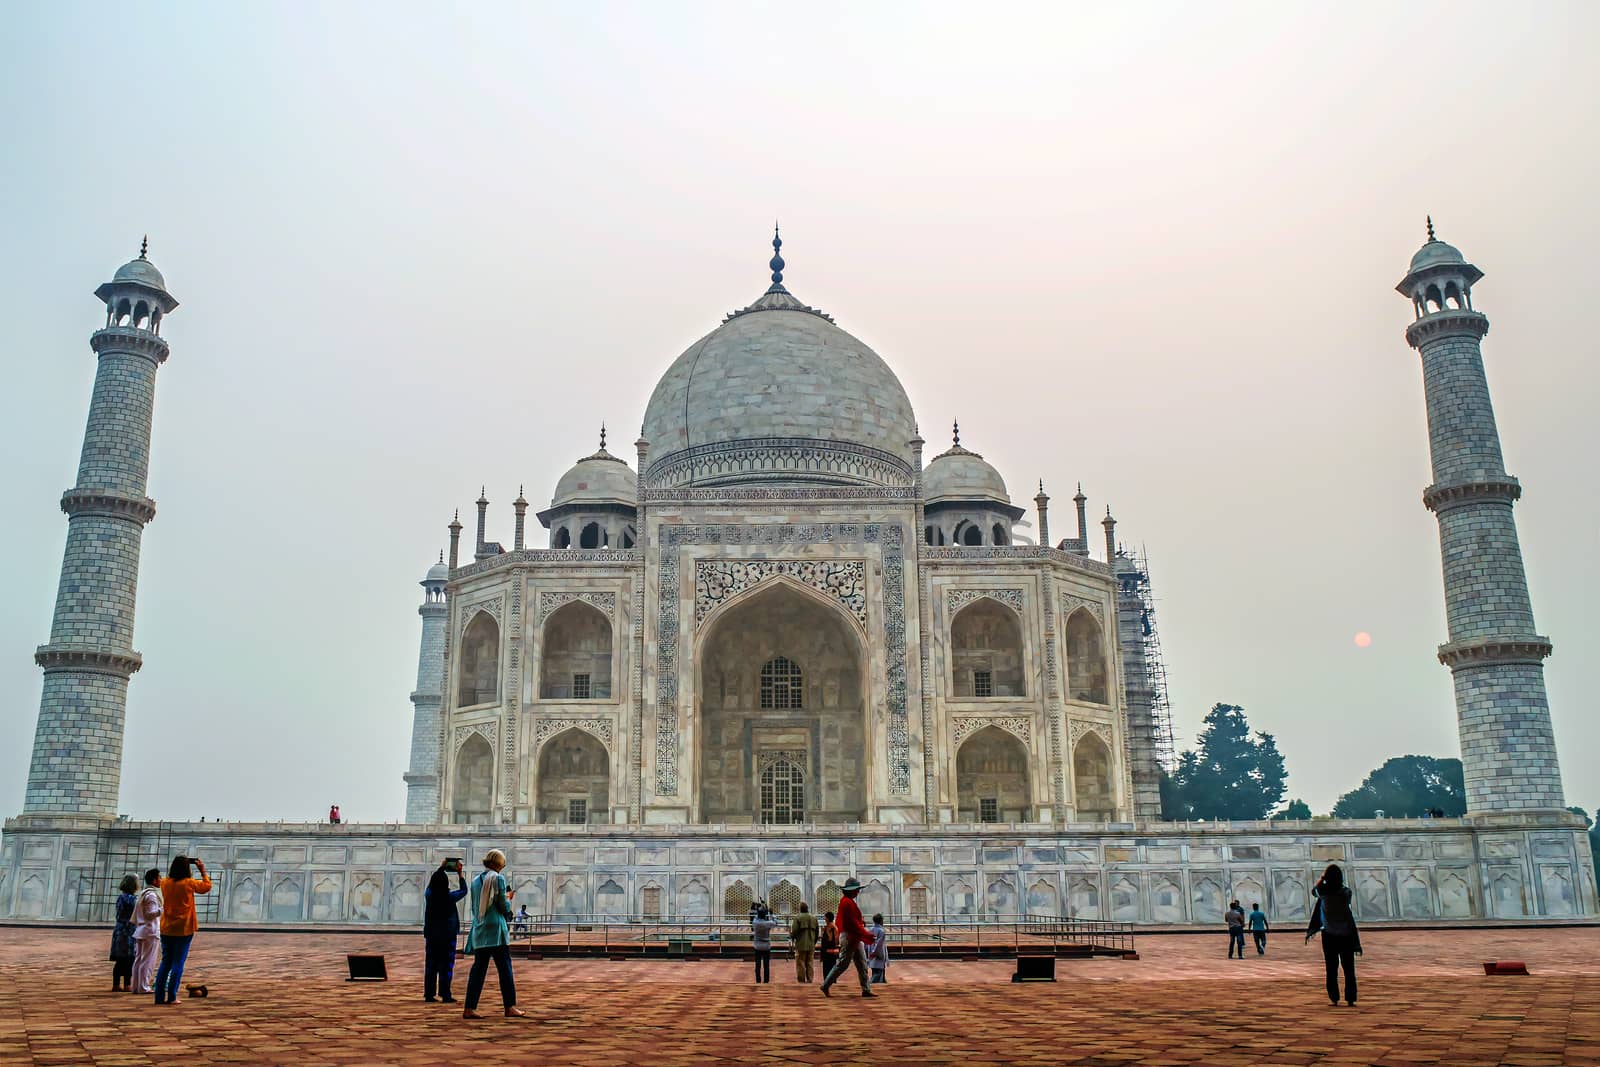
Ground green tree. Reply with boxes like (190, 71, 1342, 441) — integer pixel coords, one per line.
(1331, 755, 1465, 818)
(1160, 704, 1288, 821)
(1273, 798, 1313, 820)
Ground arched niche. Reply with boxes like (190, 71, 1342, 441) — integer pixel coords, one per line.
(1065, 609, 1108, 704)
(535, 728, 609, 824)
(452, 733, 495, 823)
(458, 612, 500, 707)
(955, 725, 1031, 822)
(951, 598, 1025, 698)
(696, 580, 868, 824)
(539, 600, 613, 700)
(1072, 731, 1115, 820)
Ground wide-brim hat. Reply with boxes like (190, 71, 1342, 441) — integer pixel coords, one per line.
(841, 877, 863, 893)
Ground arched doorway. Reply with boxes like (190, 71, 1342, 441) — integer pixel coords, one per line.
(697, 581, 868, 823)
(950, 598, 1025, 697)
(458, 612, 500, 707)
(536, 728, 609, 824)
(540, 601, 613, 700)
(1065, 609, 1108, 704)
(955, 725, 1031, 822)
(452, 733, 495, 822)
(1073, 731, 1116, 820)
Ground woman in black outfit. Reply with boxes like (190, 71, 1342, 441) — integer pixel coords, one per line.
(1306, 863, 1361, 1006)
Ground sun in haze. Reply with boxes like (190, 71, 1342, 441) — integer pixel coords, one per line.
(1353, 631, 1373, 648)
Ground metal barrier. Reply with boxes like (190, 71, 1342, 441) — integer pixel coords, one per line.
(464, 912, 1135, 959)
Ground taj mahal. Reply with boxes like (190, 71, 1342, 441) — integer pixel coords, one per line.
(2, 226, 1594, 927)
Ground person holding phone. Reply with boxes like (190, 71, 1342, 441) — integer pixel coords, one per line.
(155, 856, 211, 1005)
(423, 858, 469, 1002)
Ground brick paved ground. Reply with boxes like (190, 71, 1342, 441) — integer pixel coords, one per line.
(0, 926, 1595, 1065)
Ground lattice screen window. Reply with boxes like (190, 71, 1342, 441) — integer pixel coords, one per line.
(769, 880, 803, 916)
(973, 670, 993, 698)
(572, 673, 591, 699)
(980, 797, 999, 823)
(760, 656, 804, 709)
(724, 880, 754, 919)
(760, 759, 806, 824)
(567, 798, 588, 825)
(815, 880, 842, 917)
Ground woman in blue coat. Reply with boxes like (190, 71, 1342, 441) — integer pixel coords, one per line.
(462, 849, 525, 1019)
(422, 858, 468, 1002)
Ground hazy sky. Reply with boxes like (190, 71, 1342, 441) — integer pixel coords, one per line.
(2, 3, 1595, 823)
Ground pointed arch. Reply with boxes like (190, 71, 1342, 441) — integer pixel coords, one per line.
(815, 879, 843, 917)
(1072, 730, 1115, 820)
(768, 879, 803, 916)
(951, 596, 1025, 698)
(535, 727, 609, 824)
(955, 724, 1031, 822)
(696, 578, 869, 824)
(452, 733, 495, 822)
(1065, 608, 1108, 704)
(458, 611, 500, 706)
(540, 599, 613, 700)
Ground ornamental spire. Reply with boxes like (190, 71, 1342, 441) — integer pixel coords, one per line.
(139, 235, 149, 259)
(1426, 215, 1436, 242)
(599, 422, 607, 450)
(769, 222, 785, 288)
(952, 419, 961, 447)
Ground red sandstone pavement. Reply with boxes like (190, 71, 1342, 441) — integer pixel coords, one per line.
(0, 926, 1596, 1064)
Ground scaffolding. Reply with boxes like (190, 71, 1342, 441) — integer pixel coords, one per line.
(74, 821, 221, 926)
(1119, 547, 1176, 769)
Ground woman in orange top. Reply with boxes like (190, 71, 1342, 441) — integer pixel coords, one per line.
(154, 855, 211, 1005)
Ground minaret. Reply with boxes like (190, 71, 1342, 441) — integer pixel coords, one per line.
(512, 486, 528, 552)
(474, 487, 489, 559)
(1397, 220, 1564, 812)
(403, 553, 450, 822)
(1034, 481, 1050, 548)
(23, 241, 178, 816)
(1102, 507, 1117, 563)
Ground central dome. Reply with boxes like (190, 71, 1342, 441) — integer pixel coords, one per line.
(640, 251, 918, 489)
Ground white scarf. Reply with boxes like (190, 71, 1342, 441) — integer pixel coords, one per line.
(477, 870, 505, 920)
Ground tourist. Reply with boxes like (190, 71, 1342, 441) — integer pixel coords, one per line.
(514, 903, 531, 936)
(1248, 901, 1269, 955)
(462, 849, 525, 1019)
(423, 858, 468, 1003)
(109, 875, 138, 992)
(867, 913, 888, 984)
(819, 911, 839, 979)
(155, 856, 212, 1005)
(329, 804, 341, 825)
(1225, 899, 1246, 959)
(1306, 864, 1361, 1006)
(789, 901, 819, 983)
(751, 905, 777, 984)
(819, 877, 874, 998)
(131, 869, 162, 994)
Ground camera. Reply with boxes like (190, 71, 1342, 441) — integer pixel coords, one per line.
(445, 857, 463, 872)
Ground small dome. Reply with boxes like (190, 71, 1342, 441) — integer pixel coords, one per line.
(924, 440, 1009, 504)
(551, 446, 637, 510)
(113, 255, 167, 291)
(1409, 238, 1464, 273)
(425, 560, 450, 584)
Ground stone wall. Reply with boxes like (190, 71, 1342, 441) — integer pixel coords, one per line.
(5, 814, 1593, 925)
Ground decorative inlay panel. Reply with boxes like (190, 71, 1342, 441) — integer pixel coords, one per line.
(453, 721, 496, 753)
(644, 437, 914, 490)
(1059, 594, 1104, 625)
(459, 596, 504, 636)
(537, 591, 617, 626)
(695, 560, 867, 626)
(1069, 719, 1110, 751)
(946, 588, 1025, 617)
(952, 715, 1032, 748)
(655, 523, 909, 798)
(534, 717, 614, 751)
(756, 749, 808, 773)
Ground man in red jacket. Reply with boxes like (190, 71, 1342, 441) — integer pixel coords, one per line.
(820, 877, 875, 997)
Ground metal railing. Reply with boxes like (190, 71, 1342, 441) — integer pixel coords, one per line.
(468, 912, 1134, 958)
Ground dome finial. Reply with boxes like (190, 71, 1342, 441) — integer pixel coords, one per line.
(952, 419, 960, 447)
(1426, 215, 1436, 243)
(599, 422, 607, 450)
(139, 235, 149, 260)
(769, 222, 785, 286)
